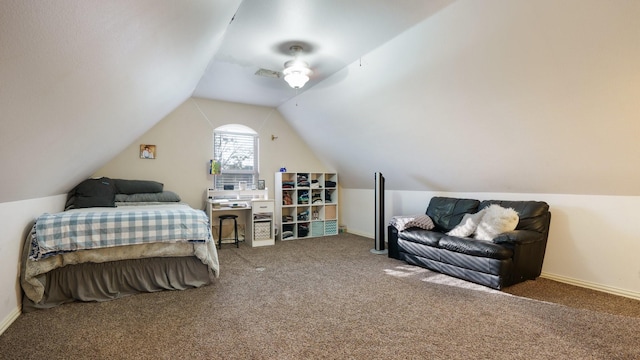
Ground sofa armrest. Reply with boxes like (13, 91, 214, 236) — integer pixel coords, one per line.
(387, 225, 401, 259)
(494, 229, 549, 284)
(492, 230, 544, 245)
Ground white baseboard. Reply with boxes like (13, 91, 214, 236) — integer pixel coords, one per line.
(0, 307, 21, 336)
(541, 272, 640, 301)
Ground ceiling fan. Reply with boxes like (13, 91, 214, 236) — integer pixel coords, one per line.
(255, 45, 313, 89)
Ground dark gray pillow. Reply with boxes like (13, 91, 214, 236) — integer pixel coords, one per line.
(113, 179, 163, 194)
(65, 177, 116, 210)
(115, 191, 181, 203)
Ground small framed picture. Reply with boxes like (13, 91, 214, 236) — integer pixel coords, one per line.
(140, 144, 156, 159)
(257, 180, 266, 190)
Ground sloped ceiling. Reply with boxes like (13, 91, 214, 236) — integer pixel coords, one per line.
(0, 0, 241, 203)
(0, 0, 455, 203)
(278, 1, 640, 195)
(2, 0, 639, 204)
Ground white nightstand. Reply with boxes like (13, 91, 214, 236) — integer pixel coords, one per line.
(250, 200, 275, 247)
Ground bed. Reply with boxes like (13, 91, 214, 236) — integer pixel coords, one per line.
(20, 177, 219, 312)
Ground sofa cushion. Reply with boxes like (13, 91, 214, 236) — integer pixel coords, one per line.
(439, 236, 513, 260)
(474, 205, 519, 241)
(426, 197, 480, 232)
(405, 214, 435, 230)
(479, 200, 549, 233)
(398, 229, 444, 247)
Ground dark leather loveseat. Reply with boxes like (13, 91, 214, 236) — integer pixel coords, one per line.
(388, 197, 551, 289)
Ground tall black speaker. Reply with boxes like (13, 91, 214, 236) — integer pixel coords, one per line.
(371, 172, 387, 254)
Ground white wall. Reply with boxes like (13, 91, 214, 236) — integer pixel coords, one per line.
(342, 189, 640, 300)
(94, 98, 328, 209)
(0, 195, 66, 334)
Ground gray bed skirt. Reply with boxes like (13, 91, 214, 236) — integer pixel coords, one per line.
(22, 256, 212, 312)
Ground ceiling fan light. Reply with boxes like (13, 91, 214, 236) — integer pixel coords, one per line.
(283, 60, 311, 89)
(284, 72, 310, 89)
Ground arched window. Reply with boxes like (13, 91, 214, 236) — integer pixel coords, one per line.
(213, 124, 259, 189)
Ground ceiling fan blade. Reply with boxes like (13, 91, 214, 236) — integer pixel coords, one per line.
(255, 68, 281, 79)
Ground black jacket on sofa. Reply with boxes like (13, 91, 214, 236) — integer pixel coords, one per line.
(388, 197, 551, 289)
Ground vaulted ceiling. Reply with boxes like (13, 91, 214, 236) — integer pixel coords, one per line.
(1, 0, 639, 204)
(193, 0, 455, 107)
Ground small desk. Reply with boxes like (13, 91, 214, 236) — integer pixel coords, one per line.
(209, 204, 252, 245)
(207, 198, 275, 247)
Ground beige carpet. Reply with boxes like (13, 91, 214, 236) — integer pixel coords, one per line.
(1, 233, 639, 359)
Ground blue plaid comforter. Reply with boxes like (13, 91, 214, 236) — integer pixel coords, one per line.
(29, 204, 212, 260)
